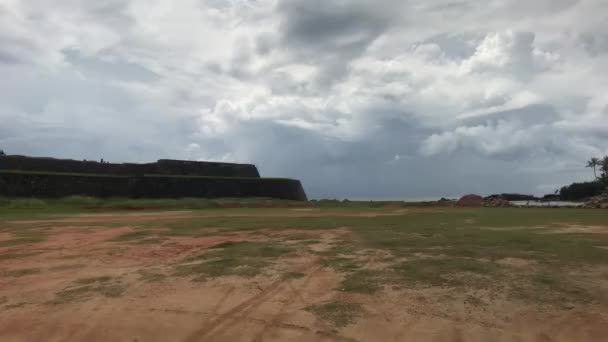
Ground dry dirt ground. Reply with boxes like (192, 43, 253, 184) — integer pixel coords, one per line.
(1, 210, 607, 342)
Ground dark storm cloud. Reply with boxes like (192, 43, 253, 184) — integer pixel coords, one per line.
(276, 0, 402, 85)
(278, 0, 390, 48)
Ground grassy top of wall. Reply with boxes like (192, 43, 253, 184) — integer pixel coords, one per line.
(0, 155, 261, 178)
(0, 169, 296, 181)
(0, 170, 131, 178)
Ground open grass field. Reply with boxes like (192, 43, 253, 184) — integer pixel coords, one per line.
(1, 198, 608, 341)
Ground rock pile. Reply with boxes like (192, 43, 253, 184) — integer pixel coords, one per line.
(584, 190, 608, 208)
(482, 197, 511, 207)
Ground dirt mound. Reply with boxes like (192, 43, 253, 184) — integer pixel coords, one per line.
(455, 194, 483, 207)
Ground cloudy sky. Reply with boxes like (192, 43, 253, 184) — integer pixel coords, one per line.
(1, 0, 607, 199)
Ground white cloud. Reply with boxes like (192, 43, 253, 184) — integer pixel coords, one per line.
(419, 119, 546, 158)
(1, 0, 607, 198)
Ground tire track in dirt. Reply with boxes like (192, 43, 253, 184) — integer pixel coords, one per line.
(388, 307, 503, 342)
(182, 259, 322, 342)
(362, 250, 392, 323)
(251, 266, 324, 342)
(149, 306, 359, 341)
(201, 265, 327, 342)
(182, 279, 286, 342)
(182, 254, 359, 342)
(199, 285, 236, 328)
(283, 282, 337, 335)
(182, 231, 349, 342)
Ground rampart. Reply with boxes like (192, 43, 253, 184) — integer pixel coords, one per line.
(0, 156, 307, 201)
(0, 155, 260, 178)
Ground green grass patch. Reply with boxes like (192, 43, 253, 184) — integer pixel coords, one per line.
(0, 196, 310, 219)
(391, 258, 497, 288)
(138, 269, 167, 282)
(510, 272, 596, 305)
(175, 240, 292, 280)
(175, 258, 269, 280)
(464, 295, 485, 306)
(108, 230, 153, 242)
(7, 198, 48, 209)
(161, 221, 209, 236)
(132, 238, 165, 245)
(283, 233, 317, 241)
(74, 275, 113, 285)
(0, 230, 46, 247)
(49, 264, 86, 271)
(329, 210, 608, 266)
(283, 272, 306, 279)
(306, 302, 364, 328)
(0, 251, 44, 261)
(321, 257, 360, 272)
(1, 268, 41, 277)
(340, 270, 384, 294)
(208, 240, 292, 258)
(4, 302, 30, 310)
(52, 277, 125, 304)
(335, 258, 499, 294)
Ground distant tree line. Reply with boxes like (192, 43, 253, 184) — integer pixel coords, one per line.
(560, 156, 608, 201)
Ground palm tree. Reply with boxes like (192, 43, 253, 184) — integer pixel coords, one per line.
(601, 156, 608, 180)
(587, 157, 600, 179)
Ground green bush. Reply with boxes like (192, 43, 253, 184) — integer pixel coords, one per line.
(0, 197, 10, 207)
(560, 181, 604, 201)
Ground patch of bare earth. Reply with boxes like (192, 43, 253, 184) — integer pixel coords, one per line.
(482, 224, 608, 235)
(543, 224, 608, 234)
(0, 232, 12, 242)
(392, 208, 438, 214)
(496, 257, 536, 268)
(0, 220, 607, 341)
(9, 210, 422, 225)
